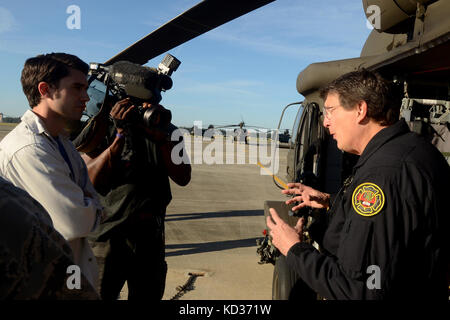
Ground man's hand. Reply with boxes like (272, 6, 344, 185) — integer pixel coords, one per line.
(141, 102, 169, 127)
(266, 208, 304, 256)
(283, 182, 330, 211)
(138, 102, 171, 144)
(110, 98, 135, 134)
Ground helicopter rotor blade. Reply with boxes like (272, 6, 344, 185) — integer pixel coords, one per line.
(104, 0, 275, 66)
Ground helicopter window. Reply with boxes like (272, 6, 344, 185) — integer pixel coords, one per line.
(85, 79, 109, 119)
(294, 103, 322, 183)
(290, 104, 304, 144)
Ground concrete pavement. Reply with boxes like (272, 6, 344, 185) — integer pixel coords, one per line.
(132, 139, 288, 300)
(0, 125, 289, 300)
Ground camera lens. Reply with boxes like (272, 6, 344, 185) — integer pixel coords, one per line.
(142, 108, 156, 127)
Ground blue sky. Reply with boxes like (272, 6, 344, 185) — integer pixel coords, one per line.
(0, 0, 371, 130)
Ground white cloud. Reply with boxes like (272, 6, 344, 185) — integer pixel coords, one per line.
(203, 0, 370, 61)
(204, 31, 361, 62)
(0, 7, 16, 33)
(140, 0, 200, 30)
(0, 35, 118, 61)
(177, 79, 264, 97)
(139, 0, 369, 63)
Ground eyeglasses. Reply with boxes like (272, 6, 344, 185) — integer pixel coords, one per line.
(323, 106, 338, 120)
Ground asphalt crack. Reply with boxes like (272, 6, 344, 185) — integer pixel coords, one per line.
(170, 272, 205, 300)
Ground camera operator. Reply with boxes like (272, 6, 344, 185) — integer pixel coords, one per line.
(81, 97, 191, 300)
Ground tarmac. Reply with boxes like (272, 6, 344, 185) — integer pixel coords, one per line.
(0, 124, 288, 300)
(0, 123, 16, 141)
(124, 137, 288, 300)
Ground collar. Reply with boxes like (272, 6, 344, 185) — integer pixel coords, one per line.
(353, 119, 410, 170)
(21, 109, 68, 142)
(21, 109, 50, 136)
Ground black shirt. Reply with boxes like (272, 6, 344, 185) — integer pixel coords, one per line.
(89, 119, 175, 241)
(286, 119, 449, 299)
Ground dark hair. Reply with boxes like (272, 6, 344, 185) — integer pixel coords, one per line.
(319, 69, 400, 126)
(21, 53, 89, 108)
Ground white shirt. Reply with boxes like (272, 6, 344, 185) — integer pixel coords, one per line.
(0, 110, 102, 289)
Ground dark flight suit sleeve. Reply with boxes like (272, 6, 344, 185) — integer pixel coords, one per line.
(0, 181, 99, 300)
(285, 168, 421, 300)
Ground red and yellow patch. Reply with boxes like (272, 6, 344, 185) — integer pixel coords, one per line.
(351, 182, 385, 217)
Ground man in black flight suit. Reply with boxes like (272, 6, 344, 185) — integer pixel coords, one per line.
(267, 70, 449, 300)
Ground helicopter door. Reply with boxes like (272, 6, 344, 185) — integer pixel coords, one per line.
(273, 102, 303, 188)
(269, 102, 326, 301)
(294, 102, 324, 189)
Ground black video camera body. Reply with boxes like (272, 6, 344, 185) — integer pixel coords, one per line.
(88, 54, 180, 129)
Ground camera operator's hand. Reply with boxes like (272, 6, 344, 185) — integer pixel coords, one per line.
(139, 102, 171, 144)
(141, 102, 171, 127)
(139, 102, 191, 186)
(110, 98, 135, 134)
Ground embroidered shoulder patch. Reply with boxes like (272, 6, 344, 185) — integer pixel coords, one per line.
(351, 182, 385, 217)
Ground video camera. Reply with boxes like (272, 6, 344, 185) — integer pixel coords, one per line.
(88, 54, 181, 128)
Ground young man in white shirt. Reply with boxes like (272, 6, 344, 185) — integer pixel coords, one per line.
(0, 176, 99, 299)
(0, 53, 103, 289)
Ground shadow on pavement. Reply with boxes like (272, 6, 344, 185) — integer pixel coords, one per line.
(165, 209, 263, 222)
(166, 237, 260, 257)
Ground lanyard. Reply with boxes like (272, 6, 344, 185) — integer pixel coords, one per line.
(55, 136, 75, 181)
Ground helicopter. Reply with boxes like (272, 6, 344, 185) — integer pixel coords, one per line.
(73, 0, 276, 152)
(103, 0, 275, 66)
(259, 0, 450, 300)
(187, 118, 276, 145)
(213, 119, 267, 144)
